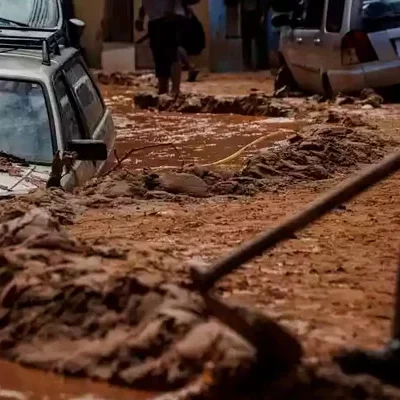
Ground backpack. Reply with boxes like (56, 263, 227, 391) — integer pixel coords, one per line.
(180, 11, 206, 56)
(182, 0, 200, 5)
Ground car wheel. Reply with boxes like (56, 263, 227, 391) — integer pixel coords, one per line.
(322, 73, 334, 99)
(274, 65, 298, 92)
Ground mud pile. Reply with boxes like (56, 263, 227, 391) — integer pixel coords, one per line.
(80, 124, 394, 202)
(311, 110, 376, 129)
(242, 124, 391, 182)
(0, 208, 302, 392)
(0, 155, 28, 177)
(94, 71, 157, 89)
(134, 92, 295, 118)
(0, 189, 80, 225)
(2, 209, 400, 399)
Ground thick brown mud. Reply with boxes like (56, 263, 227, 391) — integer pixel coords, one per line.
(0, 74, 400, 400)
(0, 360, 155, 400)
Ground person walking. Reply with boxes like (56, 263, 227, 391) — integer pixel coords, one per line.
(136, 0, 184, 96)
(240, 0, 270, 70)
(136, 2, 204, 83)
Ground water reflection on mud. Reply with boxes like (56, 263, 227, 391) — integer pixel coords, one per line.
(102, 85, 302, 170)
(0, 361, 156, 400)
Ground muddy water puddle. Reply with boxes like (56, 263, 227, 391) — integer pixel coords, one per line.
(102, 85, 303, 170)
(0, 361, 156, 400)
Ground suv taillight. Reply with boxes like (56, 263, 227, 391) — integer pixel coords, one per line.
(341, 31, 378, 65)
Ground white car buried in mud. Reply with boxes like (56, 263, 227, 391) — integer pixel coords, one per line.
(0, 26, 115, 198)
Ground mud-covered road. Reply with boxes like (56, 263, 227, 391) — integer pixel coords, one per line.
(1, 72, 400, 399)
(83, 72, 400, 362)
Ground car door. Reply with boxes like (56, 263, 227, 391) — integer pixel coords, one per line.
(64, 57, 115, 181)
(53, 70, 95, 191)
(287, 0, 326, 93)
(55, 57, 115, 189)
(319, 0, 347, 78)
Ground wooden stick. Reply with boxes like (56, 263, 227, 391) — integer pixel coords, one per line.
(191, 151, 400, 292)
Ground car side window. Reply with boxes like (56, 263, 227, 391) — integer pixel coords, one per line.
(298, 0, 325, 29)
(65, 61, 104, 136)
(326, 0, 345, 32)
(54, 76, 83, 142)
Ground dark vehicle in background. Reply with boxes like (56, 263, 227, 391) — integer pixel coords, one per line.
(273, 0, 400, 95)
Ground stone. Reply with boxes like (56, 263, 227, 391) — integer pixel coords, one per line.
(158, 172, 209, 198)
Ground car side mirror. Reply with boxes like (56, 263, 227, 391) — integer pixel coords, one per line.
(67, 139, 108, 161)
(68, 18, 86, 48)
(271, 14, 291, 28)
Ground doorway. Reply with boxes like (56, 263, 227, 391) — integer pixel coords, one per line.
(102, 0, 136, 72)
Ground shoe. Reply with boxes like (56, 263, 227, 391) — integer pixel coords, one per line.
(187, 70, 199, 82)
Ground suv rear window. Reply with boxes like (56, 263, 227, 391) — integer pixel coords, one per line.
(0, 0, 60, 29)
(362, 0, 400, 31)
(65, 63, 105, 136)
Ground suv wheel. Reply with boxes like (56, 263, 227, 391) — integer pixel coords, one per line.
(274, 65, 298, 93)
(322, 73, 334, 99)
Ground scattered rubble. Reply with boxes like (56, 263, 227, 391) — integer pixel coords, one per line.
(311, 110, 375, 128)
(94, 71, 157, 89)
(0, 189, 80, 225)
(134, 92, 295, 118)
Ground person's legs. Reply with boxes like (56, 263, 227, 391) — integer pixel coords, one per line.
(178, 47, 191, 70)
(166, 18, 182, 96)
(241, 11, 254, 70)
(149, 19, 171, 94)
(255, 19, 268, 70)
(178, 46, 199, 82)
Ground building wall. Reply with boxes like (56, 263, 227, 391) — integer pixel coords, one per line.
(75, 0, 211, 71)
(209, 0, 243, 72)
(73, 0, 105, 68)
(191, 1, 211, 70)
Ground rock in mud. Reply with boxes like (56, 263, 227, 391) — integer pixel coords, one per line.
(152, 172, 210, 198)
(0, 209, 303, 392)
(361, 94, 384, 108)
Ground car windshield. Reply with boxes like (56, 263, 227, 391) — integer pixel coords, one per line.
(0, 0, 60, 29)
(0, 80, 53, 165)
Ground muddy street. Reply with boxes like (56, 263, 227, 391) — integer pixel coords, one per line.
(83, 75, 400, 363)
(1, 73, 400, 399)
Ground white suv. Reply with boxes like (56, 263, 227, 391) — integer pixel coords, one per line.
(274, 0, 400, 94)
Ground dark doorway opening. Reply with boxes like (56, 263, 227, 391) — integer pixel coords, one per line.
(103, 0, 134, 42)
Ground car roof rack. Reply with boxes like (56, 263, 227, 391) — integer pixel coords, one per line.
(0, 28, 67, 66)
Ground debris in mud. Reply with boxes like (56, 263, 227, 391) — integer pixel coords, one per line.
(0, 189, 80, 225)
(0, 156, 27, 177)
(94, 71, 157, 89)
(134, 92, 295, 118)
(80, 123, 394, 202)
(0, 209, 302, 392)
(312, 110, 376, 129)
(156, 364, 400, 400)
